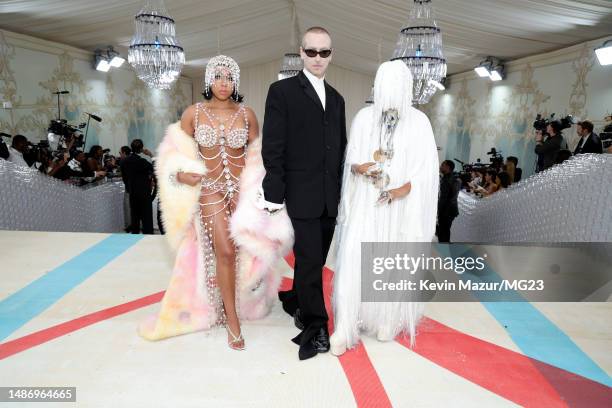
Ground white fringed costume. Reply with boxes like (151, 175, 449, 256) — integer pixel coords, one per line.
(331, 61, 439, 352)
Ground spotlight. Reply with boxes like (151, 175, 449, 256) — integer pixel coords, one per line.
(475, 57, 505, 81)
(94, 46, 125, 72)
(108, 46, 125, 68)
(595, 40, 612, 66)
(474, 66, 490, 77)
(94, 49, 110, 72)
(489, 64, 505, 81)
(474, 58, 492, 77)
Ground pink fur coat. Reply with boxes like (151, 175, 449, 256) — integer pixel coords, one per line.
(138, 121, 294, 340)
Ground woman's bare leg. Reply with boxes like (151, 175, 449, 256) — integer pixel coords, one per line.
(200, 192, 243, 349)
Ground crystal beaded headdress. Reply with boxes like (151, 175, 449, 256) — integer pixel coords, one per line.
(204, 55, 240, 96)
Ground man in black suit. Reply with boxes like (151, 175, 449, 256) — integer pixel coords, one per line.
(574, 120, 602, 155)
(261, 26, 347, 360)
(436, 160, 461, 243)
(506, 156, 522, 182)
(120, 139, 154, 234)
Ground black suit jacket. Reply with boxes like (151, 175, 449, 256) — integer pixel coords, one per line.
(120, 153, 153, 196)
(573, 133, 603, 155)
(262, 71, 347, 218)
(438, 173, 461, 219)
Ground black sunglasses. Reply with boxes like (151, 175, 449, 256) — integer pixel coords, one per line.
(303, 48, 332, 58)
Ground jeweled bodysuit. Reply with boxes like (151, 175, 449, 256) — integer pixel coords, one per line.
(194, 102, 249, 325)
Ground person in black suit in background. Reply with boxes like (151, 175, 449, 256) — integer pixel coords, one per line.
(436, 160, 461, 243)
(261, 26, 347, 360)
(574, 120, 602, 155)
(120, 139, 154, 234)
(506, 156, 522, 182)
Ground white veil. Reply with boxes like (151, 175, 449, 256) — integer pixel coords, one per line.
(333, 60, 439, 348)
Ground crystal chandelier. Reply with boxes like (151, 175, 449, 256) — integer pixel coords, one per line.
(278, 53, 303, 80)
(128, 0, 185, 90)
(391, 0, 447, 104)
(278, 4, 303, 80)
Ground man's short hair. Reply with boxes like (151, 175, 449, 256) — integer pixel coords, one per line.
(442, 159, 455, 171)
(11, 134, 27, 148)
(301, 26, 331, 47)
(577, 120, 594, 133)
(120, 145, 131, 155)
(507, 156, 518, 166)
(131, 139, 144, 153)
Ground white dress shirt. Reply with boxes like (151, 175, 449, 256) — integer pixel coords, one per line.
(578, 133, 592, 150)
(302, 68, 326, 110)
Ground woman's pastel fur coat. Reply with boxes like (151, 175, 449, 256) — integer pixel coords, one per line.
(138, 122, 294, 340)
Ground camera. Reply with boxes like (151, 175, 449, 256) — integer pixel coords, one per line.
(47, 119, 86, 150)
(486, 147, 504, 169)
(533, 113, 574, 132)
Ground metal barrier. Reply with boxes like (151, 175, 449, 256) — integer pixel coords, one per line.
(0, 159, 125, 232)
(451, 154, 612, 242)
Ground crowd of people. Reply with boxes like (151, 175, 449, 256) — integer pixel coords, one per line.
(1, 132, 157, 236)
(535, 119, 604, 173)
(435, 117, 610, 244)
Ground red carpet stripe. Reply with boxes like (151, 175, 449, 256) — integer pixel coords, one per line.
(0, 291, 164, 360)
(285, 253, 392, 408)
(3, 254, 609, 407)
(397, 318, 612, 408)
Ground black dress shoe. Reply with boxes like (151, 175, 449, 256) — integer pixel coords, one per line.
(294, 327, 330, 360)
(311, 327, 330, 353)
(293, 308, 304, 331)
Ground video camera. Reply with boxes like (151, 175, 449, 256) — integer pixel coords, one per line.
(533, 113, 574, 132)
(47, 119, 86, 151)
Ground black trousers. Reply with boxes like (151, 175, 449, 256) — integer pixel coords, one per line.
(129, 192, 153, 234)
(279, 207, 336, 341)
(436, 214, 456, 243)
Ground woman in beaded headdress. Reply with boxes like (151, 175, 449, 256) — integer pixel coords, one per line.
(138, 56, 293, 350)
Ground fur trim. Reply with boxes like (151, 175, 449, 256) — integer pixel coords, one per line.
(156, 122, 207, 251)
(230, 137, 294, 320)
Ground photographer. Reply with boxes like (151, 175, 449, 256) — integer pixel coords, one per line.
(0, 133, 10, 160)
(7, 134, 31, 168)
(506, 156, 522, 182)
(437, 160, 461, 243)
(574, 120, 602, 155)
(120, 139, 154, 234)
(535, 120, 568, 171)
(86, 145, 105, 174)
(474, 169, 499, 197)
(52, 150, 106, 181)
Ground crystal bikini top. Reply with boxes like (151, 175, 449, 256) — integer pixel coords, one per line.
(194, 103, 249, 149)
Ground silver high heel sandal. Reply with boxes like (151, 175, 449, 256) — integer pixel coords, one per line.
(226, 326, 245, 351)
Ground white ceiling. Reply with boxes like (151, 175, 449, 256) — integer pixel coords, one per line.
(0, 0, 611, 77)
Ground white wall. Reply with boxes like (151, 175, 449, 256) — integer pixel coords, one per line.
(0, 29, 193, 155)
(422, 36, 612, 177)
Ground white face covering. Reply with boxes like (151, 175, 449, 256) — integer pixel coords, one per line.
(373, 60, 413, 119)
